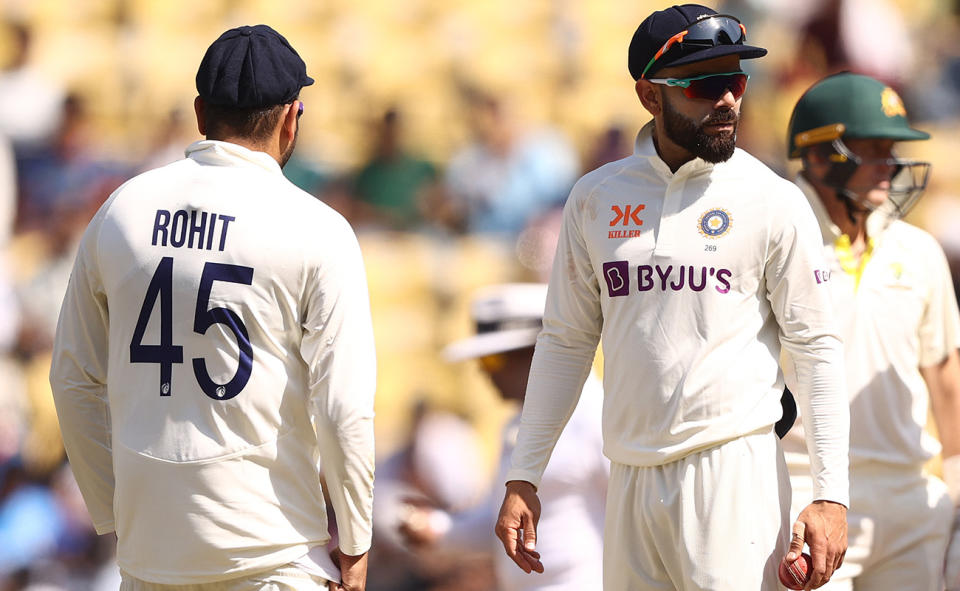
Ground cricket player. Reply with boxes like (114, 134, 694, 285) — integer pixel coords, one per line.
(400, 283, 607, 591)
(494, 5, 850, 590)
(49, 25, 376, 591)
(783, 72, 960, 590)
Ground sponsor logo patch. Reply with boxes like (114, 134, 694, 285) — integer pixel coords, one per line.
(608, 204, 645, 239)
(602, 261, 733, 296)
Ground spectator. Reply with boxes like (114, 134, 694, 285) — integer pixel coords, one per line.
(444, 90, 578, 237)
(400, 283, 607, 591)
(353, 108, 439, 231)
(0, 21, 64, 150)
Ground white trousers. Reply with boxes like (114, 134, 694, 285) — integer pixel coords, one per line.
(604, 430, 791, 591)
(119, 563, 331, 591)
(789, 462, 953, 591)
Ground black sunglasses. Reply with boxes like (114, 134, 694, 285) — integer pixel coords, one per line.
(641, 14, 747, 79)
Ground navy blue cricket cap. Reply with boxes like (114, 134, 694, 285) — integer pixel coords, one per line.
(628, 4, 767, 80)
(196, 24, 314, 108)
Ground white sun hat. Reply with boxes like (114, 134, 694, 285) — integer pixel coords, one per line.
(442, 283, 548, 362)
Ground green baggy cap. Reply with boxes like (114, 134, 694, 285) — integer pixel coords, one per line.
(787, 72, 929, 158)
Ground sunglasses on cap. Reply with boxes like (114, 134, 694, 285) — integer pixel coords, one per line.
(646, 71, 749, 101)
(640, 14, 747, 80)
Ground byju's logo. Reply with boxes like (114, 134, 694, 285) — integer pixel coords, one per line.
(609, 204, 645, 239)
(603, 261, 733, 296)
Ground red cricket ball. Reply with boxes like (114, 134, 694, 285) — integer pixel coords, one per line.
(778, 552, 812, 590)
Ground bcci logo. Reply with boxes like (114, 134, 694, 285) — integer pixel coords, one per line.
(698, 209, 732, 238)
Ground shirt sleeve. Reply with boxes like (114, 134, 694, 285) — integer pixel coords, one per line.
(505, 182, 603, 488)
(49, 220, 116, 534)
(918, 237, 960, 368)
(302, 219, 377, 556)
(766, 185, 849, 507)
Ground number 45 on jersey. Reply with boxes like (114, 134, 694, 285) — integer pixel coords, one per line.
(129, 256, 254, 401)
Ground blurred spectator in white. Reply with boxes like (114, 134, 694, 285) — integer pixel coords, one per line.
(370, 400, 494, 591)
(353, 107, 440, 232)
(399, 283, 607, 591)
(840, 0, 914, 85)
(0, 21, 64, 150)
(444, 90, 578, 237)
(14, 198, 89, 357)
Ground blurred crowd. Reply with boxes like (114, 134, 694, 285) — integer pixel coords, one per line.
(3, 0, 960, 590)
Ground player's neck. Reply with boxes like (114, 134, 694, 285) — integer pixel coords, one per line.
(819, 188, 868, 245)
(207, 135, 282, 165)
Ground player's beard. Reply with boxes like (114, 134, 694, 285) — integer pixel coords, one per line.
(661, 94, 738, 163)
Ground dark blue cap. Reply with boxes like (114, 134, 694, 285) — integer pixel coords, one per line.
(628, 4, 767, 80)
(196, 24, 314, 108)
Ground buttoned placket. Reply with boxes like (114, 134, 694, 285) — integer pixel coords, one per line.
(653, 160, 712, 258)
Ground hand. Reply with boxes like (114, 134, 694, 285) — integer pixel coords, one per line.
(397, 504, 445, 547)
(328, 548, 368, 591)
(494, 480, 544, 574)
(784, 501, 847, 589)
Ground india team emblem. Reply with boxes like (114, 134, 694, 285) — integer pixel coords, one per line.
(698, 208, 732, 238)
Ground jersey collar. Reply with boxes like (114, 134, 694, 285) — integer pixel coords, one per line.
(795, 174, 893, 245)
(185, 140, 284, 176)
(634, 121, 719, 181)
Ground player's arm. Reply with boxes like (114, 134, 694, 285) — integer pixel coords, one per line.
(496, 179, 602, 572)
(49, 224, 116, 535)
(924, 349, 960, 505)
(303, 218, 376, 584)
(765, 186, 848, 587)
(918, 240, 960, 508)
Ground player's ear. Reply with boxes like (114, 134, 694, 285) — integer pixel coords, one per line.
(280, 100, 299, 141)
(636, 80, 662, 117)
(194, 96, 207, 136)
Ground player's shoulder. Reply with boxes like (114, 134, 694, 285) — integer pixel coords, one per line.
(885, 219, 944, 253)
(728, 149, 799, 190)
(727, 149, 808, 206)
(568, 155, 642, 204)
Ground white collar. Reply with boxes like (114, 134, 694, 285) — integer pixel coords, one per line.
(633, 121, 718, 181)
(794, 173, 893, 243)
(185, 140, 283, 176)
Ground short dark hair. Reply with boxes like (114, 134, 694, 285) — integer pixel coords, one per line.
(203, 102, 289, 143)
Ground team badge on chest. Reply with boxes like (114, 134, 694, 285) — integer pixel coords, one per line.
(698, 208, 732, 238)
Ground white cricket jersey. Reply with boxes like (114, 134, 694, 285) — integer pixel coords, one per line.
(783, 177, 960, 469)
(506, 124, 849, 506)
(49, 141, 376, 583)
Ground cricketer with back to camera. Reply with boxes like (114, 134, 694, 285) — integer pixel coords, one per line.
(495, 4, 850, 590)
(49, 24, 376, 591)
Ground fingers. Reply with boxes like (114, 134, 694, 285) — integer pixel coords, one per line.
(523, 514, 538, 554)
(799, 507, 846, 590)
(514, 526, 544, 574)
(495, 512, 530, 572)
(495, 512, 543, 573)
(495, 482, 544, 574)
(785, 520, 805, 562)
